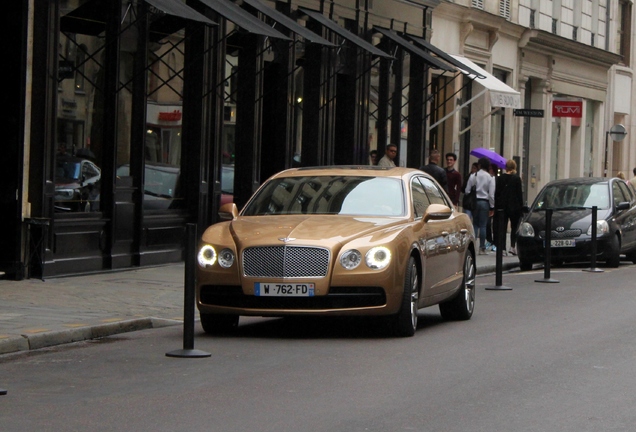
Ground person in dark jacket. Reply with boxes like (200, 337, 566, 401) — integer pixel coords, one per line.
(445, 152, 462, 208)
(421, 149, 448, 193)
(494, 159, 524, 255)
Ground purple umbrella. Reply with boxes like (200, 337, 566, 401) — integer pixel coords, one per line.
(469, 147, 507, 169)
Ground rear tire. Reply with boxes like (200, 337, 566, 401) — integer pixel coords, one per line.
(439, 252, 475, 321)
(200, 313, 239, 334)
(605, 234, 620, 268)
(392, 257, 419, 337)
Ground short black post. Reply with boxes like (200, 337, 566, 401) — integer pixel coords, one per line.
(486, 209, 512, 290)
(166, 223, 211, 358)
(583, 206, 604, 273)
(0, 388, 6, 396)
(536, 208, 559, 283)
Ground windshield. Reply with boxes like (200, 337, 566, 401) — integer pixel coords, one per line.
(534, 183, 610, 210)
(56, 160, 81, 180)
(242, 176, 405, 216)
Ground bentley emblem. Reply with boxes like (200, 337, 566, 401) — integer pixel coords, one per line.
(278, 237, 296, 243)
(555, 226, 565, 232)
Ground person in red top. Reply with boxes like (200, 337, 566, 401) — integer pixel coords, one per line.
(445, 152, 462, 207)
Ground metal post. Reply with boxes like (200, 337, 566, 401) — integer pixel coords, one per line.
(0, 389, 6, 396)
(486, 209, 512, 290)
(583, 206, 604, 273)
(536, 208, 559, 283)
(166, 223, 211, 358)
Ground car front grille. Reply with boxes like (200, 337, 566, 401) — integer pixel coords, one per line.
(242, 246, 330, 278)
(200, 286, 386, 309)
(539, 229, 582, 239)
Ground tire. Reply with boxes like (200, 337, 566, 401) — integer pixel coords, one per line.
(519, 258, 534, 271)
(439, 252, 475, 321)
(605, 234, 621, 268)
(392, 257, 419, 337)
(200, 313, 239, 334)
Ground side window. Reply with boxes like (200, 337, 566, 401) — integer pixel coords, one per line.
(420, 177, 449, 206)
(613, 181, 627, 207)
(411, 178, 431, 218)
(617, 180, 633, 203)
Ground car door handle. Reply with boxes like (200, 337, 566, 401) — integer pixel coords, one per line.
(460, 229, 468, 234)
(442, 231, 449, 236)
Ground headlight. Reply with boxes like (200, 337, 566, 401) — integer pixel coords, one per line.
(366, 246, 391, 270)
(518, 222, 535, 237)
(197, 245, 217, 267)
(340, 249, 362, 270)
(55, 189, 75, 199)
(218, 248, 235, 268)
(587, 220, 609, 236)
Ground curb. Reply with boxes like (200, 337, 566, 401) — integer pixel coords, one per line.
(0, 317, 181, 356)
(477, 261, 520, 275)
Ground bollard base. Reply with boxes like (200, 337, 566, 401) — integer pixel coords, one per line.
(583, 267, 604, 273)
(1, 388, 7, 396)
(165, 349, 211, 358)
(535, 278, 559, 283)
(485, 285, 512, 290)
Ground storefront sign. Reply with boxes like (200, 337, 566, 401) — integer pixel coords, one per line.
(513, 109, 544, 117)
(552, 100, 582, 118)
(158, 110, 182, 122)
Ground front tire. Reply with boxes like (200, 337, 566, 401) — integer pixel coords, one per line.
(605, 234, 620, 268)
(439, 252, 475, 321)
(200, 313, 239, 334)
(392, 257, 419, 337)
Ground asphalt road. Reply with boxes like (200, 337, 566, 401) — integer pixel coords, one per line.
(1, 265, 636, 432)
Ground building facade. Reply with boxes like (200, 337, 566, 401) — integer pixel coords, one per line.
(2, 0, 634, 279)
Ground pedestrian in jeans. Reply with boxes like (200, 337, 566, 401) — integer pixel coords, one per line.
(465, 157, 495, 255)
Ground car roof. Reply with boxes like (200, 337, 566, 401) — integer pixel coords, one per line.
(544, 177, 609, 187)
(268, 165, 425, 180)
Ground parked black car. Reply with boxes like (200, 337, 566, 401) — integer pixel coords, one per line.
(516, 177, 636, 270)
(55, 156, 101, 212)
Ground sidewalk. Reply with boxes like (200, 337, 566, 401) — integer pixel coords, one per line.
(0, 252, 519, 355)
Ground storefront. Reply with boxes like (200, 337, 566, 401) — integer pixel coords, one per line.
(5, 0, 491, 279)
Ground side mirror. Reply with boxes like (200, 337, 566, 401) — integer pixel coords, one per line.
(616, 201, 630, 211)
(218, 203, 239, 221)
(522, 205, 531, 214)
(423, 203, 452, 222)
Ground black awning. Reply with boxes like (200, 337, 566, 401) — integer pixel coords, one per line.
(239, 0, 334, 47)
(61, 0, 216, 36)
(197, 0, 290, 39)
(60, 0, 107, 35)
(298, 8, 392, 59)
(373, 27, 454, 71)
(408, 35, 487, 79)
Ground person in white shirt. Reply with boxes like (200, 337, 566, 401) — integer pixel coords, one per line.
(465, 157, 496, 255)
(377, 144, 397, 167)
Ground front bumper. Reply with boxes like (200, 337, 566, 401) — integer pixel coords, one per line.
(516, 235, 612, 264)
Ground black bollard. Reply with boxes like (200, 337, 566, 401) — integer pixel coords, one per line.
(0, 388, 6, 396)
(486, 209, 512, 290)
(583, 206, 604, 273)
(536, 208, 559, 283)
(166, 223, 211, 358)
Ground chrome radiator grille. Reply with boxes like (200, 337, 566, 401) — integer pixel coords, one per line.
(242, 246, 330, 278)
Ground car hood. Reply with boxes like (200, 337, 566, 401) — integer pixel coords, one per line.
(525, 207, 612, 232)
(206, 215, 408, 249)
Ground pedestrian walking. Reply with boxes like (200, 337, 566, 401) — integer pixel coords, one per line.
(445, 152, 462, 208)
(465, 157, 495, 255)
(494, 159, 523, 256)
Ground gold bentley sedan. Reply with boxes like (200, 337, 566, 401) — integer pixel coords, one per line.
(196, 166, 476, 337)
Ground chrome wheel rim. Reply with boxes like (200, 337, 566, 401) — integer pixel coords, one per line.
(409, 263, 419, 330)
(464, 254, 476, 314)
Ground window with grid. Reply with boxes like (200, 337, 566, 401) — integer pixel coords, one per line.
(472, 0, 484, 9)
(500, 0, 511, 19)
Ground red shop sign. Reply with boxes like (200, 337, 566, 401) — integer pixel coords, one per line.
(158, 110, 182, 122)
(552, 100, 582, 118)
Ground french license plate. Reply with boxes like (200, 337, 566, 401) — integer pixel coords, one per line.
(254, 283, 315, 297)
(550, 239, 575, 247)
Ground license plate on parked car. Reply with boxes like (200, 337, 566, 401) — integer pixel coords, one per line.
(254, 283, 315, 297)
(550, 239, 575, 247)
